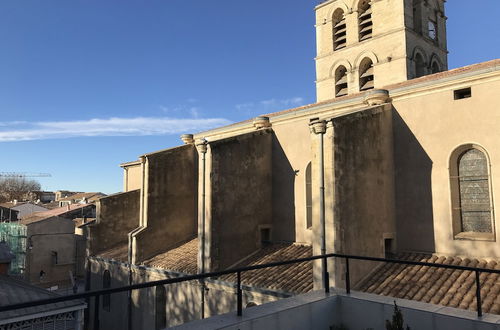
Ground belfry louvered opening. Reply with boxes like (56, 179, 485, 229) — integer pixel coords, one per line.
(335, 66, 348, 97)
(359, 58, 374, 91)
(358, 0, 373, 41)
(332, 9, 346, 51)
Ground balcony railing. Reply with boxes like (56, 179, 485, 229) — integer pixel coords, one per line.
(1, 252, 498, 329)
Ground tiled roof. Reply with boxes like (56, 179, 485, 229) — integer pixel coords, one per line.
(143, 238, 198, 274)
(40, 201, 62, 210)
(20, 203, 91, 224)
(98, 238, 313, 295)
(0, 275, 85, 321)
(97, 242, 128, 263)
(222, 243, 313, 294)
(357, 253, 500, 315)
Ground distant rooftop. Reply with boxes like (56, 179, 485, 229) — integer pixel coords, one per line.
(58, 192, 105, 202)
(21, 203, 93, 225)
(0, 275, 85, 321)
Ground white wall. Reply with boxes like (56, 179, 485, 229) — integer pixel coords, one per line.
(172, 290, 500, 330)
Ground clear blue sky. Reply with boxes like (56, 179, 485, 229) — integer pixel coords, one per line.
(0, 1, 498, 194)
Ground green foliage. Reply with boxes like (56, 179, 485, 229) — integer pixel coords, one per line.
(386, 301, 410, 330)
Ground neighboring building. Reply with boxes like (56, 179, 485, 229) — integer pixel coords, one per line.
(1, 201, 55, 219)
(86, 0, 500, 329)
(0, 245, 86, 330)
(58, 192, 105, 207)
(25, 191, 56, 203)
(22, 204, 96, 288)
(0, 206, 18, 222)
(55, 191, 81, 201)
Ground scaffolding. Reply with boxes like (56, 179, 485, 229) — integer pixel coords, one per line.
(0, 222, 27, 275)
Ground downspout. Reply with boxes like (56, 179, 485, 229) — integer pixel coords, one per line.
(311, 120, 329, 292)
(196, 138, 208, 319)
(126, 229, 139, 330)
(127, 155, 146, 330)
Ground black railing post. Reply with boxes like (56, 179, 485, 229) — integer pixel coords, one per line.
(323, 255, 330, 293)
(94, 294, 100, 330)
(237, 271, 242, 316)
(475, 270, 482, 317)
(345, 257, 350, 294)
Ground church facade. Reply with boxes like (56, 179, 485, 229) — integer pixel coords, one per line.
(85, 0, 500, 329)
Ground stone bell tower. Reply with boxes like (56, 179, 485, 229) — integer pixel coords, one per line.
(315, 0, 448, 102)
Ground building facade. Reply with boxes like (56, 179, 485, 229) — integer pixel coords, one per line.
(86, 0, 500, 329)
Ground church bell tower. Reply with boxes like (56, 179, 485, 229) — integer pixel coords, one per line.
(315, 0, 448, 102)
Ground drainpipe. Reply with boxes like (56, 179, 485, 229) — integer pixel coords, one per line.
(126, 156, 146, 330)
(196, 138, 208, 319)
(311, 120, 329, 292)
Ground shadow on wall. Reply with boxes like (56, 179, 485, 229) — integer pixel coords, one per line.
(271, 133, 296, 242)
(392, 109, 435, 253)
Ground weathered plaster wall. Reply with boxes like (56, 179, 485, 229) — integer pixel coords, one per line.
(91, 190, 140, 255)
(88, 259, 129, 330)
(88, 259, 284, 330)
(331, 105, 396, 285)
(392, 78, 500, 258)
(26, 216, 76, 286)
(209, 130, 272, 270)
(134, 145, 198, 263)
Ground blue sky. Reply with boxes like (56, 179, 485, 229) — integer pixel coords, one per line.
(0, 1, 498, 194)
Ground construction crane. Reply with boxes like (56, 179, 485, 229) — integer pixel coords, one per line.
(0, 172, 52, 178)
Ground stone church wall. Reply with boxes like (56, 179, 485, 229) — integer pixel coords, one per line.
(392, 77, 500, 258)
(209, 129, 273, 271)
(91, 190, 140, 255)
(331, 104, 396, 286)
(134, 144, 198, 263)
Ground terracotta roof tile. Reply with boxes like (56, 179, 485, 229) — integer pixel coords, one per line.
(20, 203, 92, 224)
(143, 238, 198, 274)
(222, 243, 313, 294)
(97, 242, 128, 263)
(141, 240, 313, 294)
(357, 253, 500, 315)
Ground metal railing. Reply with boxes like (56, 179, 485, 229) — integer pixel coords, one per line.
(0, 252, 497, 328)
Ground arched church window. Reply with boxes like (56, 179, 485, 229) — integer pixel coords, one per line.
(335, 65, 348, 97)
(359, 58, 374, 91)
(414, 53, 426, 78)
(305, 162, 312, 229)
(358, 0, 373, 41)
(103, 270, 111, 312)
(332, 9, 346, 50)
(431, 61, 441, 74)
(155, 285, 167, 329)
(450, 145, 495, 239)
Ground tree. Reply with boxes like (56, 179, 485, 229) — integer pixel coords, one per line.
(386, 301, 410, 330)
(0, 177, 42, 203)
